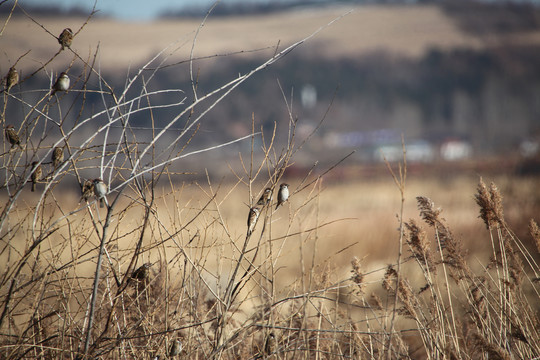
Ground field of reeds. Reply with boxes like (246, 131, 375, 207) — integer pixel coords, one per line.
(1, 4, 539, 359)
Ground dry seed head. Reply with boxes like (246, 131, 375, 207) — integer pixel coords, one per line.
(350, 256, 365, 292)
(404, 219, 429, 253)
(382, 265, 398, 291)
(475, 179, 493, 227)
(471, 332, 511, 360)
(437, 224, 453, 250)
(470, 282, 487, 321)
(416, 197, 466, 274)
(404, 219, 436, 272)
(489, 182, 504, 221)
(416, 196, 442, 227)
(441, 231, 467, 275)
(529, 219, 540, 253)
(369, 293, 383, 310)
(503, 235, 523, 288)
(383, 273, 418, 319)
(317, 262, 333, 287)
(397, 279, 415, 307)
(475, 178, 504, 228)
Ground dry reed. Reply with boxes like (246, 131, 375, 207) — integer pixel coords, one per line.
(1, 6, 539, 360)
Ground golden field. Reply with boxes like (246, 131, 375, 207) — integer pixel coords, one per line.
(6, 170, 536, 279)
(1, 166, 539, 358)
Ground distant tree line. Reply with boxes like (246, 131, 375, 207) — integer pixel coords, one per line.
(0, 4, 93, 18)
(151, 43, 538, 156)
(163, 0, 540, 19)
(11, 42, 540, 157)
(17, 41, 534, 160)
(5, 0, 540, 163)
(442, 1, 540, 34)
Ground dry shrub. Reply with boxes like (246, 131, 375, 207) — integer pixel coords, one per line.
(1, 6, 540, 360)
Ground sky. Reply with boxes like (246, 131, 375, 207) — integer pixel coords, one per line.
(16, 0, 540, 21)
(18, 0, 274, 21)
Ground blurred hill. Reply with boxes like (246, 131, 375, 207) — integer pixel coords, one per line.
(2, 2, 540, 175)
(2, 4, 487, 69)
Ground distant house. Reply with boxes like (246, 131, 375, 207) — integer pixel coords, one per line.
(375, 140, 434, 163)
(407, 141, 435, 163)
(301, 84, 317, 109)
(440, 139, 472, 161)
(323, 129, 401, 149)
(520, 139, 539, 158)
(375, 145, 403, 163)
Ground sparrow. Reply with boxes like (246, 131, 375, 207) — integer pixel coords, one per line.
(5, 124, 22, 149)
(51, 72, 70, 95)
(93, 178, 108, 208)
(52, 146, 64, 169)
(247, 207, 260, 236)
(264, 332, 277, 355)
(5, 67, 18, 92)
(168, 338, 182, 357)
(81, 180, 94, 202)
(275, 183, 289, 209)
(31, 161, 42, 192)
(257, 187, 273, 206)
(131, 263, 151, 281)
(58, 28, 73, 50)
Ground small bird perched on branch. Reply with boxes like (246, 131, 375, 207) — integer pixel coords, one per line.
(93, 178, 108, 208)
(80, 180, 94, 203)
(257, 187, 273, 206)
(275, 183, 289, 209)
(5, 124, 22, 149)
(5, 67, 18, 92)
(131, 263, 151, 281)
(31, 162, 42, 192)
(264, 332, 277, 355)
(51, 72, 70, 96)
(58, 28, 73, 50)
(52, 146, 64, 169)
(247, 207, 260, 236)
(168, 338, 182, 357)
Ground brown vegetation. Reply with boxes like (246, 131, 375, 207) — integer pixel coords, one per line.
(1, 3, 539, 359)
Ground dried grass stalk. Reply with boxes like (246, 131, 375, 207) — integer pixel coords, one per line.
(475, 178, 504, 228)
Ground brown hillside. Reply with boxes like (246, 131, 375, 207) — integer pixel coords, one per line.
(1, 5, 494, 72)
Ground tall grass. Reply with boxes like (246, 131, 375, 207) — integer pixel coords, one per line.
(1, 3, 539, 359)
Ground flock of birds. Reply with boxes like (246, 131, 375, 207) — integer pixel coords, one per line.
(248, 183, 289, 236)
(5, 126, 108, 206)
(3, 28, 111, 208)
(4, 27, 291, 237)
(4, 26, 290, 359)
(125, 182, 288, 359)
